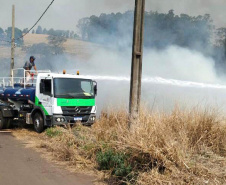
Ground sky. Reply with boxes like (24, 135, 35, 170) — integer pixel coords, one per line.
(0, 0, 226, 31)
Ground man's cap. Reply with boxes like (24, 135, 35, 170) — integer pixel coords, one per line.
(30, 56, 36, 61)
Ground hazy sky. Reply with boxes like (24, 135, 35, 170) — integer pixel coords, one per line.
(0, 0, 226, 31)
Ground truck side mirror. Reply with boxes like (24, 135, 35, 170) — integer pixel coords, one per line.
(40, 82, 45, 94)
(94, 84, 97, 96)
(92, 81, 97, 96)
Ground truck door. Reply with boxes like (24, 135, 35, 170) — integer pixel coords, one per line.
(38, 79, 52, 116)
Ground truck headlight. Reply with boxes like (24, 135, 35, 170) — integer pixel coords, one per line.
(55, 117, 65, 122)
(90, 116, 96, 121)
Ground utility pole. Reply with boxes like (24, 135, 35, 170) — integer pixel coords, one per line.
(129, 0, 145, 129)
(11, 5, 15, 84)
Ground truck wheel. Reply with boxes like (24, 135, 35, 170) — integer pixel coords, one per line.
(33, 112, 44, 133)
(0, 111, 7, 130)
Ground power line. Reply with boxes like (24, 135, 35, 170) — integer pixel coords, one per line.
(0, 0, 54, 46)
(15, 0, 55, 41)
(1, 0, 55, 44)
(0, 39, 11, 44)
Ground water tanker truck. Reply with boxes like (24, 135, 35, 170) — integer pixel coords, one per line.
(0, 69, 97, 133)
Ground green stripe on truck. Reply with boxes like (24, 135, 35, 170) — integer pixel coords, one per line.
(57, 98, 95, 106)
(35, 96, 49, 116)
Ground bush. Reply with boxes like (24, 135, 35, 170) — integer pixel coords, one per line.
(45, 127, 63, 137)
(96, 149, 132, 181)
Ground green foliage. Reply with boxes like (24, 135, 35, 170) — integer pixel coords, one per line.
(26, 42, 68, 71)
(28, 40, 65, 56)
(36, 25, 43, 34)
(47, 35, 67, 55)
(46, 28, 79, 39)
(216, 28, 226, 54)
(96, 149, 132, 180)
(43, 28, 48, 34)
(0, 27, 4, 35)
(28, 43, 53, 56)
(5, 27, 24, 46)
(22, 28, 29, 34)
(45, 128, 63, 137)
(77, 10, 213, 52)
(48, 35, 67, 47)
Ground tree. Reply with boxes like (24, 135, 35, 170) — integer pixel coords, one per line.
(217, 28, 226, 46)
(36, 25, 43, 34)
(77, 17, 90, 40)
(5, 27, 24, 46)
(43, 28, 48, 34)
(212, 27, 226, 74)
(76, 10, 213, 51)
(47, 35, 67, 55)
(0, 27, 4, 36)
(73, 33, 79, 39)
(32, 29, 35, 34)
(66, 30, 70, 38)
(0, 27, 5, 45)
(27, 43, 68, 71)
(28, 43, 52, 56)
(70, 31, 74, 38)
(23, 28, 29, 33)
(216, 27, 226, 58)
(48, 28, 55, 35)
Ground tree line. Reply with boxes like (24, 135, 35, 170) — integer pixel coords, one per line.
(1, 10, 226, 74)
(0, 27, 24, 45)
(77, 10, 213, 50)
(0, 26, 79, 47)
(76, 10, 226, 74)
(28, 26, 79, 39)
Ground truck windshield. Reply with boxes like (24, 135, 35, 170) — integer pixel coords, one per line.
(54, 78, 94, 99)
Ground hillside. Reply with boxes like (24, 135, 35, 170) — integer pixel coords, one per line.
(24, 33, 102, 58)
(0, 33, 103, 69)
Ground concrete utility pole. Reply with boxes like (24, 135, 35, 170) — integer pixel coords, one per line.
(129, 0, 145, 129)
(11, 5, 15, 83)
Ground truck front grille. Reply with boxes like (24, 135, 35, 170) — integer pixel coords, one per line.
(61, 106, 92, 116)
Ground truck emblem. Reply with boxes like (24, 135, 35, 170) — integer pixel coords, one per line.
(75, 107, 80, 113)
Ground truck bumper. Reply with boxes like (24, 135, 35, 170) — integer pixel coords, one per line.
(52, 114, 96, 126)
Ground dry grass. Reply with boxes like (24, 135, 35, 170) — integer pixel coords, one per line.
(13, 107, 226, 184)
(0, 33, 103, 64)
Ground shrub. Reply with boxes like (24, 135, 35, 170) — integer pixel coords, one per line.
(96, 149, 132, 180)
(45, 127, 63, 137)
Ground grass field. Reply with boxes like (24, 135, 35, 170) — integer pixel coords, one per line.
(0, 33, 103, 67)
(13, 107, 226, 184)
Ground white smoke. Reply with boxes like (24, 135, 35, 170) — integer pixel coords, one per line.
(63, 45, 226, 114)
(74, 45, 220, 84)
(143, 46, 219, 83)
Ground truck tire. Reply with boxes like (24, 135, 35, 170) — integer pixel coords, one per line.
(0, 111, 7, 130)
(33, 112, 44, 133)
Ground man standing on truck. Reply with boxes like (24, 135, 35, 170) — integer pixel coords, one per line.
(23, 56, 38, 84)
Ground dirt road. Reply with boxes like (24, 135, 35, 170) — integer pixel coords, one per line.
(0, 131, 94, 185)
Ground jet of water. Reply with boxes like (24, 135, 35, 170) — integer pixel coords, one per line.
(83, 75, 226, 89)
